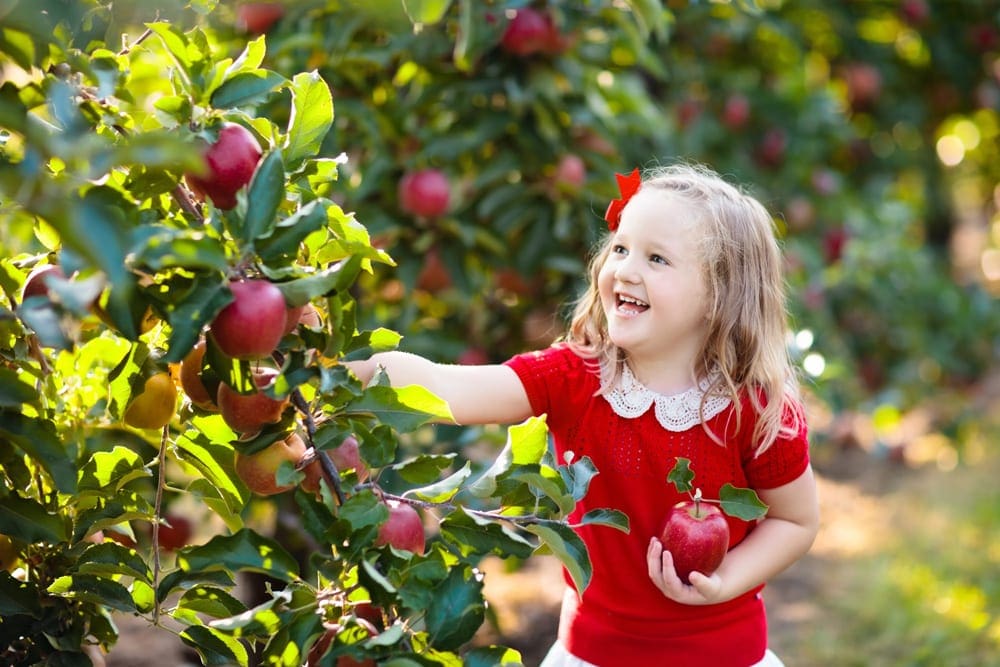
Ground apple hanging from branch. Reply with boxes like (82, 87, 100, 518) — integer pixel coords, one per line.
(658, 457, 769, 584)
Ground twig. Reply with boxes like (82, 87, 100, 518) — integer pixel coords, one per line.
(151, 423, 169, 625)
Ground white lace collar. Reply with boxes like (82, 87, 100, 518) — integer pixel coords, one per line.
(603, 364, 731, 432)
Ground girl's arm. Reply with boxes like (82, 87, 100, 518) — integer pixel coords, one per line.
(344, 351, 533, 426)
(646, 465, 820, 605)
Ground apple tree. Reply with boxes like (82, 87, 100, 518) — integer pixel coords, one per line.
(0, 1, 627, 664)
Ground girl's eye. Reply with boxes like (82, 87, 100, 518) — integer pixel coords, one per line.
(612, 245, 628, 255)
(650, 254, 668, 265)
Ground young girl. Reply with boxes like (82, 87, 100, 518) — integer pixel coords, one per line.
(348, 163, 819, 667)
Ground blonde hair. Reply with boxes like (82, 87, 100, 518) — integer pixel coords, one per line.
(566, 163, 802, 453)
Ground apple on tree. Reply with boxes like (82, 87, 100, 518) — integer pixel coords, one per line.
(375, 500, 426, 555)
(397, 169, 450, 219)
(301, 434, 370, 497)
(283, 302, 321, 335)
(184, 122, 262, 210)
(217, 367, 290, 435)
(157, 514, 193, 551)
(500, 7, 561, 56)
(179, 340, 219, 412)
(209, 279, 288, 359)
(235, 2, 285, 35)
(21, 263, 66, 301)
(235, 432, 307, 496)
(123, 371, 177, 430)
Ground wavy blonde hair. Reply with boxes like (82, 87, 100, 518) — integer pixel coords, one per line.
(566, 163, 802, 453)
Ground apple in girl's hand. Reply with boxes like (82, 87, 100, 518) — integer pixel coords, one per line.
(375, 500, 425, 555)
(209, 279, 287, 359)
(659, 497, 730, 584)
(185, 122, 262, 210)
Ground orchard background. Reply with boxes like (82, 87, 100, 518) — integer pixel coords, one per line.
(1, 0, 999, 665)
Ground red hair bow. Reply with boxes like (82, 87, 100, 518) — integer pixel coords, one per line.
(604, 168, 641, 231)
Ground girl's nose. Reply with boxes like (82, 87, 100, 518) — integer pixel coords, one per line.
(614, 256, 640, 283)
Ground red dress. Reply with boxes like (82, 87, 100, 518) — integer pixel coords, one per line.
(504, 345, 810, 667)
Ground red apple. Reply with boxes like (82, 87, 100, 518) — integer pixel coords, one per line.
(306, 629, 376, 667)
(843, 63, 882, 111)
(235, 432, 306, 496)
(415, 249, 452, 293)
(755, 128, 787, 168)
(180, 340, 218, 412)
(500, 8, 552, 56)
(209, 279, 287, 359)
(301, 434, 370, 496)
(899, 0, 929, 26)
(217, 368, 290, 435)
(236, 2, 285, 35)
(283, 302, 321, 335)
(185, 123, 262, 210)
(659, 499, 729, 584)
(721, 93, 750, 129)
(22, 264, 66, 301)
(823, 227, 849, 264)
(375, 500, 425, 555)
(398, 169, 450, 218)
(157, 514, 193, 551)
(553, 154, 586, 194)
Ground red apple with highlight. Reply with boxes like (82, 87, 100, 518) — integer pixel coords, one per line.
(185, 123, 262, 210)
(217, 367, 289, 435)
(235, 432, 307, 496)
(501, 7, 552, 56)
(209, 279, 287, 359)
(659, 499, 729, 584)
(375, 500, 425, 555)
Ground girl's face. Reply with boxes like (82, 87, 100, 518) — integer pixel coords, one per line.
(597, 189, 711, 379)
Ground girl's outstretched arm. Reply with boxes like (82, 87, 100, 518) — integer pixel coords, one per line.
(646, 465, 820, 605)
(344, 351, 533, 426)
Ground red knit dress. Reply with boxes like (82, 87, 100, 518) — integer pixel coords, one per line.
(504, 344, 810, 667)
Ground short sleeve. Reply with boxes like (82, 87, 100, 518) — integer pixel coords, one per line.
(503, 344, 598, 428)
(743, 400, 810, 490)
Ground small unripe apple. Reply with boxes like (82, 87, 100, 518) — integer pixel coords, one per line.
(398, 169, 450, 218)
(500, 8, 552, 56)
(209, 279, 287, 359)
(185, 123, 262, 210)
(22, 264, 66, 301)
(375, 500, 425, 555)
(659, 499, 729, 584)
(236, 2, 285, 35)
(217, 368, 289, 435)
(123, 372, 177, 430)
(235, 432, 306, 496)
(180, 340, 218, 412)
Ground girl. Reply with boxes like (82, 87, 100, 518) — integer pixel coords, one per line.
(348, 163, 819, 667)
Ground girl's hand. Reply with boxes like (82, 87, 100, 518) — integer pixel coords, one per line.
(646, 537, 725, 605)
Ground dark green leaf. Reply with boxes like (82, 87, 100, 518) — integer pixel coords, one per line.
(667, 457, 695, 494)
(179, 624, 249, 667)
(76, 542, 153, 582)
(0, 571, 41, 617)
(256, 200, 328, 263)
(78, 446, 152, 493)
(463, 646, 524, 667)
(438, 509, 534, 559)
(719, 483, 769, 521)
(243, 149, 285, 243)
(174, 528, 299, 582)
(48, 574, 136, 612)
(0, 494, 68, 543)
(344, 384, 452, 433)
(0, 368, 37, 407)
(272, 255, 364, 307)
(578, 509, 630, 534)
(210, 70, 285, 109)
(409, 461, 471, 503)
(423, 566, 484, 651)
(393, 452, 458, 484)
(157, 568, 236, 603)
(133, 229, 229, 272)
(560, 455, 599, 503)
(524, 521, 591, 595)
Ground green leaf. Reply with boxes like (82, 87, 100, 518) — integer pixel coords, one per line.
(179, 624, 249, 667)
(719, 483, 769, 521)
(524, 521, 592, 595)
(157, 568, 236, 603)
(256, 200, 329, 263)
(210, 70, 285, 108)
(146, 22, 193, 69)
(174, 529, 299, 583)
(393, 453, 458, 484)
(48, 574, 136, 612)
(402, 0, 453, 24)
(243, 149, 285, 243)
(0, 410, 76, 493)
(284, 71, 333, 168)
(463, 646, 523, 667)
(78, 446, 152, 493)
(0, 494, 68, 543)
(208, 589, 289, 636)
(423, 566, 484, 651)
(0, 368, 37, 407)
(272, 255, 363, 307)
(466, 417, 547, 499)
(438, 508, 535, 559)
(176, 586, 248, 621)
(0, 571, 41, 617)
(174, 428, 249, 517)
(132, 228, 229, 272)
(409, 461, 472, 503)
(76, 543, 152, 582)
(578, 509, 630, 534)
(667, 457, 695, 494)
(344, 384, 452, 433)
